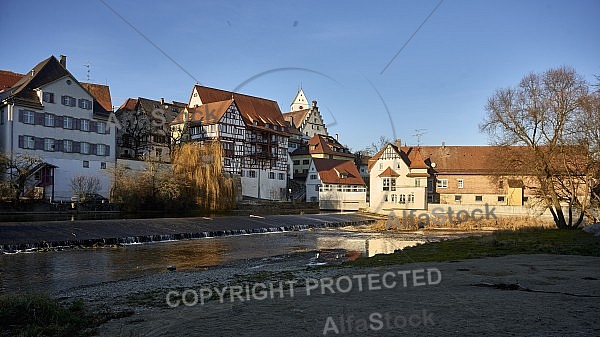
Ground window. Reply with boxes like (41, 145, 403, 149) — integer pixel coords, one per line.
(43, 92, 54, 103)
(399, 194, 406, 203)
(498, 180, 504, 189)
(78, 99, 93, 110)
(96, 122, 106, 134)
(523, 196, 529, 202)
(383, 178, 390, 191)
(475, 195, 483, 202)
(427, 179, 433, 192)
(457, 179, 464, 189)
(269, 172, 275, 179)
(63, 116, 73, 129)
(455, 195, 462, 202)
(44, 114, 54, 127)
(44, 138, 55, 151)
(83, 160, 89, 168)
(315, 185, 320, 191)
(23, 110, 35, 124)
(101, 162, 107, 169)
(80, 142, 90, 154)
(415, 179, 421, 187)
(278, 173, 285, 180)
(293, 160, 300, 165)
(248, 170, 256, 178)
(62, 96, 76, 107)
(391, 194, 397, 203)
(80, 119, 90, 131)
(23, 136, 35, 149)
(498, 196, 505, 202)
(302, 159, 310, 165)
(63, 140, 73, 153)
(379, 163, 383, 170)
(408, 193, 415, 203)
(437, 179, 448, 188)
(310, 174, 318, 180)
(96, 144, 105, 156)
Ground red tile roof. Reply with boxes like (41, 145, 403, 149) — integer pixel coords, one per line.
(378, 167, 400, 177)
(119, 98, 138, 111)
(308, 134, 354, 158)
(0, 70, 23, 91)
(172, 99, 234, 125)
(80, 82, 112, 112)
(313, 158, 365, 185)
(282, 108, 310, 129)
(192, 85, 288, 129)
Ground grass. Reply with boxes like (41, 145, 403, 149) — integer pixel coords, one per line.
(347, 228, 600, 268)
(0, 293, 133, 337)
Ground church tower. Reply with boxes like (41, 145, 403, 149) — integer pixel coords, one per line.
(290, 88, 309, 112)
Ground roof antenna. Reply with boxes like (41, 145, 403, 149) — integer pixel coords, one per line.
(413, 129, 427, 147)
(84, 63, 91, 82)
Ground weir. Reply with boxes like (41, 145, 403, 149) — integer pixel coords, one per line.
(0, 214, 377, 253)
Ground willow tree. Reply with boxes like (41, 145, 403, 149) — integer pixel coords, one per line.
(171, 142, 236, 210)
(480, 66, 595, 229)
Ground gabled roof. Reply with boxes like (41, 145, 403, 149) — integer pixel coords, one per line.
(172, 99, 235, 125)
(417, 146, 503, 174)
(0, 70, 24, 91)
(191, 85, 288, 130)
(313, 158, 365, 185)
(117, 97, 183, 124)
(282, 108, 310, 129)
(119, 98, 138, 111)
(378, 167, 400, 177)
(80, 82, 112, 112)
(308, 134, 354, 158)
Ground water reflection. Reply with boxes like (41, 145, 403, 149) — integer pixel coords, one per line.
(0, 230, 425, 295)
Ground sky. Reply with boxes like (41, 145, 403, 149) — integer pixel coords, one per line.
(1, 0, 598, 152)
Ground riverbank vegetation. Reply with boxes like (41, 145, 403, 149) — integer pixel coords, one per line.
(348, 228, 600, 268)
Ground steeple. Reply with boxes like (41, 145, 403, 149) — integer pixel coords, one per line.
(290, 88, 309, 112)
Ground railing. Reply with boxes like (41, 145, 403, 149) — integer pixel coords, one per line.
(319, 186, 367, 193)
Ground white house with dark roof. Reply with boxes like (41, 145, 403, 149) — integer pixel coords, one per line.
(306, 158, 367, 210)
(0, 55, 115, 201)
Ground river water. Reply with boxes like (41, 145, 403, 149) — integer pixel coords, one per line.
(0, 228, 462, 295)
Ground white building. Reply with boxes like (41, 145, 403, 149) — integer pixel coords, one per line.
(306, 158, 367, 210)
(0, 55, 115, 201)
(282, 88, 328, 152)
(368, 142, 428, 214)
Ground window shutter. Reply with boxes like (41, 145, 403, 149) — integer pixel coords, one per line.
(90, 144, 97, 155)
(106, 125, 110, 134)
(73, 141, 80, 153)
(90, 121, 97, 133)
(56, 139, 64, 152)
(18, 110, 24, 123)
(70, 98, 76, 107)
(34, 137, 44, 150)
(74, 119, 80, 130)
(54, 116, 62, 127)
(78, 99, 83, 109)
(105, 145, 110, 156)
(18, 135, 24, 148)
(35, 112, 44, 125)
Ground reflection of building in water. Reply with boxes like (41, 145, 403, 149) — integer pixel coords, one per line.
(316, 236, 423, 257)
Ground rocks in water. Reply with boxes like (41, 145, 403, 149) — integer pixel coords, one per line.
(166, 265, 176, 271)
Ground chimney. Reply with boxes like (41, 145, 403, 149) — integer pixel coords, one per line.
(160, 98, 165, 105)
(335, 133, 339, 141)
(395, 139, 401, 148)
(442, 141, 446, 147)
(59, 55, 67, 68)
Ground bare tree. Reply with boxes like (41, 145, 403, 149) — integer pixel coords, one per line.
(70, 176, 102, 201)
(481, 66, 594, 228)
(0, 153, 44, 202)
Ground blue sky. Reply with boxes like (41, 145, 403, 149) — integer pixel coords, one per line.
(1, 0, 598, 151)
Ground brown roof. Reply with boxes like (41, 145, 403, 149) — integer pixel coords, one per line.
(172, 99, 234, 125)
(313, 158, 365, 185)
(282, 108, 310, 129)
(308, 134, 354, 158)
(417, 146, 504, 174)
(119, 98, 138, 111)
(192, 85, 288, 129)
(378, 167, 400, 177)
(0, 70, 23, 91)
(80, 82, 112, 112)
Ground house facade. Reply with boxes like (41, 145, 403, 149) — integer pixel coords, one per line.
(181, 85, 290, 200)
(305, 158, 366, 210)
(0, 55, 115, 201)
(115, 97, 185, 162)
(368, 143, 428, 213)
(291, 134, 354, 179)
(282, 88, 328, 151)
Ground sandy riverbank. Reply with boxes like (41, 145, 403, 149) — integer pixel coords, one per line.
(61, 250, 600, 337)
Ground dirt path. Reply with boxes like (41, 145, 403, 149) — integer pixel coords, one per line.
(89, 254, 600, 336)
